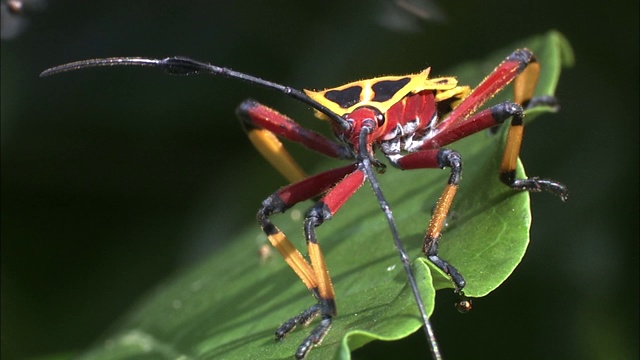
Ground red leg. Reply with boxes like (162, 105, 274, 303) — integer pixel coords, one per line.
(390, 148, 466, 291)
(392, 105, 567, 295)
(261, 167, 366, 359)
(436, 49, 539, 134)
(419, 102, 515, 150)
(416, 48, 568, 200)
(256, 163, 365, 358)
(258, 163, 358, 293)
(237, 99, 350, 183)
(418, 99, 568, 199)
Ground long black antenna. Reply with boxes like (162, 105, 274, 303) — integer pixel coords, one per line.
(40, 56, 351, 130)
(358, 124, 442, 360)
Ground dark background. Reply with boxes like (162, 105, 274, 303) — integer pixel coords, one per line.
(2, 1, 637, 359)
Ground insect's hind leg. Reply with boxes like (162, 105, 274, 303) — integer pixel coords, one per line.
(423, 87, 568, 200)
(495, 102, 569, 200)
(498, 50, 566, 200)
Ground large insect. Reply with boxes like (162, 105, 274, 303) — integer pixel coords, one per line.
(41, 49, 567, 359)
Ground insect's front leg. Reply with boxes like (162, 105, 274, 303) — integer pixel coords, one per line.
(256, 163, 363, 359)
(288, 168, 367, 358)
(388, 148, 466, 292)
(258, 164, 357, 289)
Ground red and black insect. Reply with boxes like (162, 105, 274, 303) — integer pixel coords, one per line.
(41, 49, 567, 359)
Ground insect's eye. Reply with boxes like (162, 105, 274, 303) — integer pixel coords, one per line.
(376, 113, 385, 127)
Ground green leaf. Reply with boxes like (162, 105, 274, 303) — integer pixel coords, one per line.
(77, 31, 573, 360)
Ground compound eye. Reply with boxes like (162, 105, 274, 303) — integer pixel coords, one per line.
(376, 113, 385, 127)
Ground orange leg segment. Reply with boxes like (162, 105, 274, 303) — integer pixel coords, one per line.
(391, 148, 466, 291)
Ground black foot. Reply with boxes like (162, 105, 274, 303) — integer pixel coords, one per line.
(425, 239, 474, 315)
(275, 304, 333, 359)
(295, 317, 332, 359)
(426, 254, 466, 292)
(275, 304, 321, 341)
(510, 177, 568, 201)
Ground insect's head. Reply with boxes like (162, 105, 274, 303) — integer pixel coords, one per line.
(340, 106, 387, 157)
